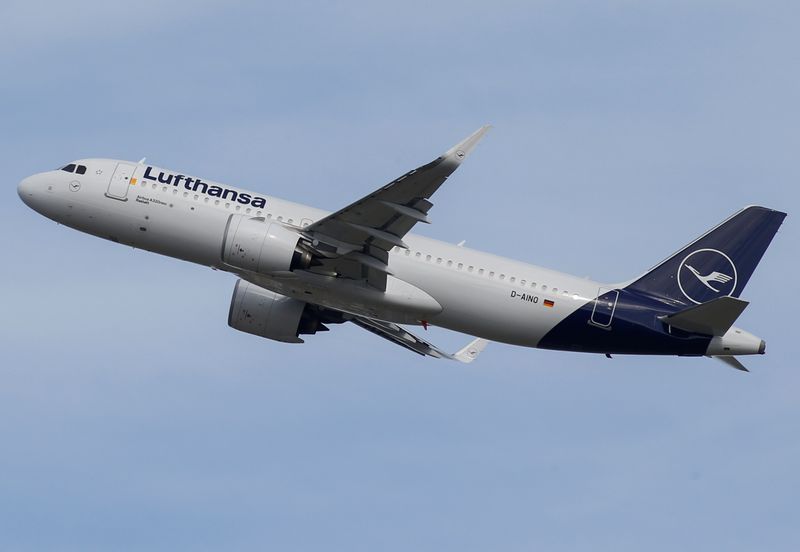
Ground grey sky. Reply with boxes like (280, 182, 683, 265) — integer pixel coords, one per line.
(2, 1, 798, 550)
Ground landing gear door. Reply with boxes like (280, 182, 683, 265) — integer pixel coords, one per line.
(591, 288, 619, 327)
(106, 162, 136, 200)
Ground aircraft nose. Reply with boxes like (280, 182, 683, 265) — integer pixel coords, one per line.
(17, 175, 36, 207)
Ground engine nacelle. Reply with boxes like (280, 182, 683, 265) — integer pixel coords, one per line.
(222, 215, 312, 274)
(228, 280, 325, 343)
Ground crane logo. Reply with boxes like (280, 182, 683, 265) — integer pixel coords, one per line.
(684, 265, 733, 292)
(677, 249, 738, 304)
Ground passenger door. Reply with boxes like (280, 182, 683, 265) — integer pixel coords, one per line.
(106, 162, 136, 200)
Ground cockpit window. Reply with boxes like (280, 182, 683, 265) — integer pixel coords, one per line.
(59, 163, 87, 174)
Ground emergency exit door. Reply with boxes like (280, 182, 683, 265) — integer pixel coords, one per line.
(106, 162, 136, 200)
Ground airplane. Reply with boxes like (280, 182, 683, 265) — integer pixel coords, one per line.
(17, 126, 787, 371)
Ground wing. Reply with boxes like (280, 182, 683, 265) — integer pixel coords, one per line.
(302, 125, 491, 290)
(351, 316, 489, 363)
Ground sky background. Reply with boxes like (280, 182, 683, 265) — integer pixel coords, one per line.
(1, 1, 799, 550)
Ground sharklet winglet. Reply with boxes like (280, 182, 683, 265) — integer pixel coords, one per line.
(453, 337, 489, 364)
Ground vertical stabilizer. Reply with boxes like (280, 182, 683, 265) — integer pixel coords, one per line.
(626, 206, 786, 305)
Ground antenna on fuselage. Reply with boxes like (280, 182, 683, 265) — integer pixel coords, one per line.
(137, 157, 147, 164)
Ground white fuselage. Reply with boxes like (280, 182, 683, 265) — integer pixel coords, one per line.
(18, 158, 604, 347)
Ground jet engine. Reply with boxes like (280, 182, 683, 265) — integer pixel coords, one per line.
(222, 215, 314, 274)
(228, 280, 341, 343)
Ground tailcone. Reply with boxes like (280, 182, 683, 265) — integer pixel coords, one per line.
(706, 326, 764, 356)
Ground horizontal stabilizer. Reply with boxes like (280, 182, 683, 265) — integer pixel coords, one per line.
(711, 355, 749, 372)
(660, 296, 749, 336)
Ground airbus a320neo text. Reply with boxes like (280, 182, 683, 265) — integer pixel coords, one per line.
(19, 127, 786, 370)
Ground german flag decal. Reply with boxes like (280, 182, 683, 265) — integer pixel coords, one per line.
(543, 299, 555, 308)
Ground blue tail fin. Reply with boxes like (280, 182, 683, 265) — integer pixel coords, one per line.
(626, 206, 786, 305)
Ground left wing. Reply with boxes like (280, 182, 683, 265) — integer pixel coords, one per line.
(351, 315, 489, 363)
(302, 125, 491, 290)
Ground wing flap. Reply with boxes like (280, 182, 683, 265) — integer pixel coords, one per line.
(351, 316, 489, 363)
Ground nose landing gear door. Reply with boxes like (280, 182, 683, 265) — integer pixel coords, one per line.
(591, 288, 619, 327)
(106, 162, 136, 201)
